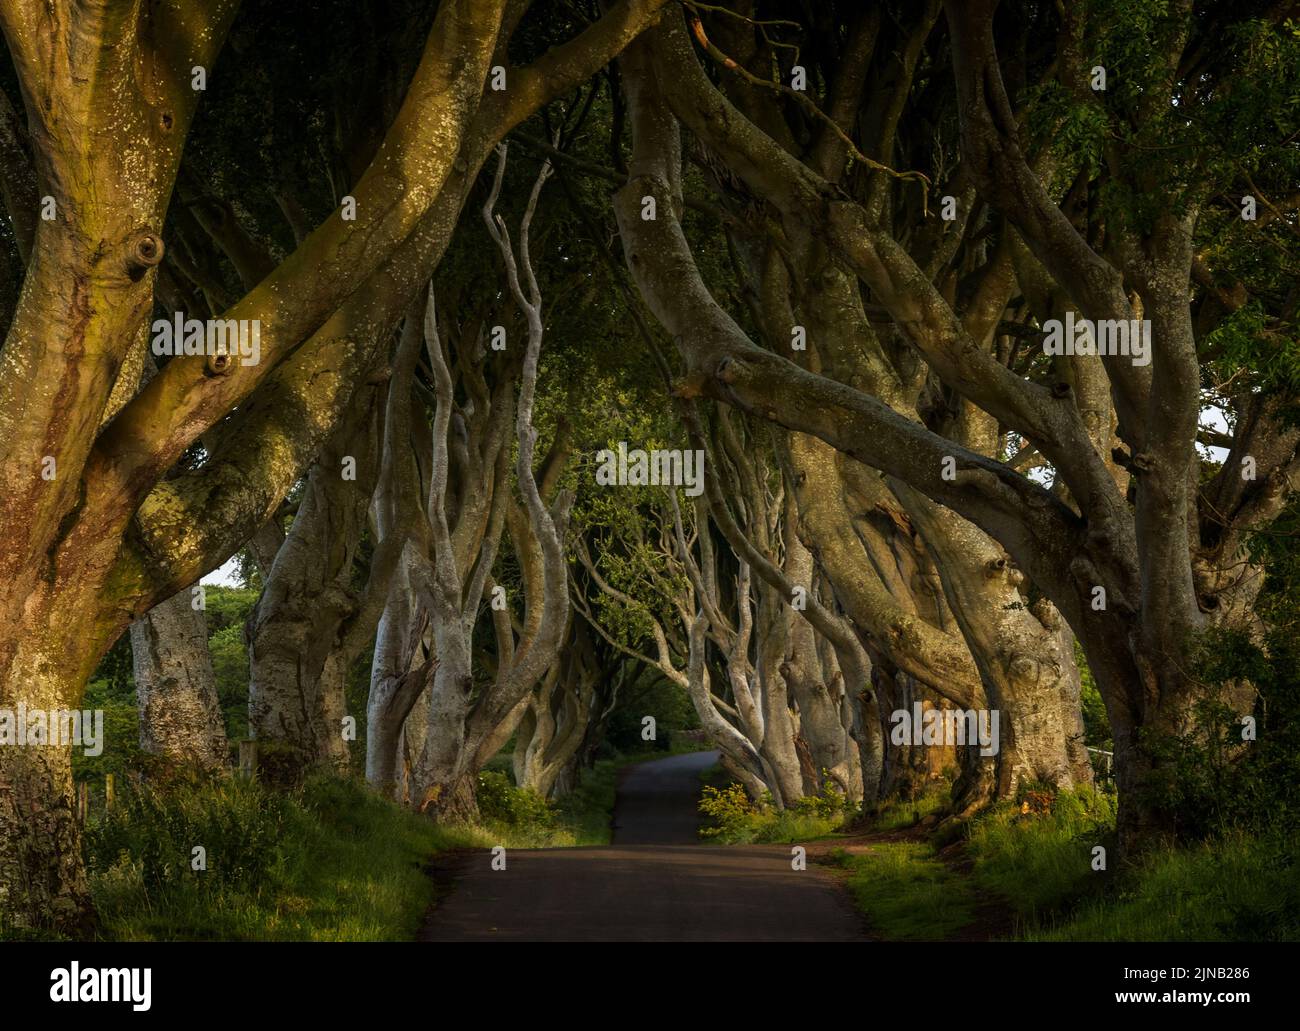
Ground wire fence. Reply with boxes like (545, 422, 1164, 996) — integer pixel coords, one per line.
(1086, 745, 1114, 784)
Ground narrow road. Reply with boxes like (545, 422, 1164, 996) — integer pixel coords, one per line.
(421, 750, 867, 942)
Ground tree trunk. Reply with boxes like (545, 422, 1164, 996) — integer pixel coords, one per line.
(0, 734, 90, 937)
(246, 387, 381, 784)
(366, 553, 430, 799)
(0, 611, 108, 935)
(899, 486, 1092, 797)
(779, 530, 865, 801)
(130, 588, 229, 773)
(514, 624, 601, 798)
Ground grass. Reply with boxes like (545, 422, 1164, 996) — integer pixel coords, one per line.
(965, 787, 1118, 926)
(828, 842, 978, 940)
(864, 783, 951, 832)
(831, 782, 1300, 942)
(80, 748, 642, 941)
(824, 786, 1118, 941)
(86, 774, 469, 941)
(1032, 829, 1300, 941)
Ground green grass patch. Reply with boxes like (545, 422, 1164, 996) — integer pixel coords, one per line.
(864, 783, 951, 832)
(1032, 829, 1300, 941)
(87, 774, 471, 941)
(829, 842, 979, 940)
(81, 747, 665, 939)
(966, 786, 1118, 925)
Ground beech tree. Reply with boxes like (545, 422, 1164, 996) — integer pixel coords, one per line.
(0, 0, 670, 935)
(609, 1, 1297, 852)
(2, 0, 1294, 939)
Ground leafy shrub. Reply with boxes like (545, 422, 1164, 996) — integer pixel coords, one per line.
(475, 770, 554, 828)
(698, 781, 850, 843)
(791, 778, 849, 819)
(698, 783, 761, 840)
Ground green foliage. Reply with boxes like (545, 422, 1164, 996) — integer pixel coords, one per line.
(845, 782, 1297, 941)
(965, 787, 1118, 924)
(865, 782, 951, 832)
(95, 634, 134, 697)
(89, 774, 287, 898)
(1129, 603, 1300, 840)
(1034, 829, 1300, 941)
(475, 770, 555, 829)
(604, 672, 700, 754)
(469, 755, 638, 848)
(830, 842, 978, 941)
(207, 623, 250, 741)
(697, 781, 851, 844)
(73, 678, 145, 784)
(1077, 642, 1112, 752)
(86, 774, 456, 941)
(697, 782, 761, 840)
(202, 586, 260, 635)
(550, 758, 624, 845)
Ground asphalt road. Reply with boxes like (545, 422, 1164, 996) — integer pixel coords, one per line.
(421, 750, 867, 942)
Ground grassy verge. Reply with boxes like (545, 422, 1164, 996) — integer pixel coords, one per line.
(964, 787, 1118, 927)
(81, 748, 645, 940)
(1032, 828, 1300, 941)
(835, 783, 1299, 942)
(87, 774, 469, 941)
(864, 783, 951, 832)
(828, 842, 978, 940)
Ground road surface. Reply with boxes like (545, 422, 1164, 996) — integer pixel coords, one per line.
(421, 750, 867, 942)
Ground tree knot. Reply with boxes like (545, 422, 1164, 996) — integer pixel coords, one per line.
(205, 351, 234, 377)
(126, 229, 165, 277)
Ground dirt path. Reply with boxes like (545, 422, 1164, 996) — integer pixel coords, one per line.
(420, 751, 868, 942)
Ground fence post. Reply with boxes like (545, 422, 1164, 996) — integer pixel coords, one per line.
(239, 740, 258, 781)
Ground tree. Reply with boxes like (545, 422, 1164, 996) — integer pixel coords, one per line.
(0, 0, 671, 935)
(610, 1, 1296, 854)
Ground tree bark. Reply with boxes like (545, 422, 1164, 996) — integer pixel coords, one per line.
(130, 589, 229, 774)
(246, 374, 385, 783)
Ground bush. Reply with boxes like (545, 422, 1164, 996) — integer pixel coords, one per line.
(698, 783, 761, 840)
(698, 781, 851, 844)
(475, 770, 554, 828)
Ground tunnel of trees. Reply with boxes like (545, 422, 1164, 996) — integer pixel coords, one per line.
(0, 0, 1297, 938)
